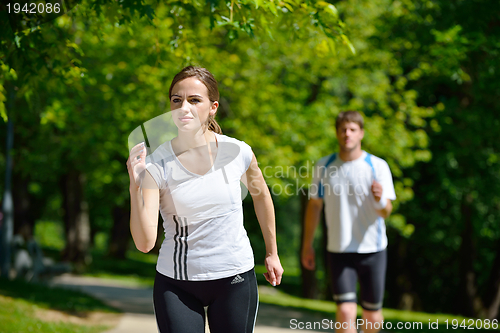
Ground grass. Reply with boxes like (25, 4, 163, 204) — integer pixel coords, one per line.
(259, 288, 499, 332)
(0, 295, 110, 333)
(0, 277, 120, 333)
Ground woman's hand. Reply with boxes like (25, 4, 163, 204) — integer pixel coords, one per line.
(263, 253, 284, 286)
(126, 142, 147, 190)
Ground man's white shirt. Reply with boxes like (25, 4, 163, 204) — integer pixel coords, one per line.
(310, 151, 396, 253)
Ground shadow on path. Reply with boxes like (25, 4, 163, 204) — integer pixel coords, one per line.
(52, 275, 154, 315)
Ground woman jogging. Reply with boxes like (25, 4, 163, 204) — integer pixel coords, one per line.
(126, 66, 283, 333)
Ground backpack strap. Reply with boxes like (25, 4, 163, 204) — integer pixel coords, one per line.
(318, 153, 337, 198)
(364, 153, 377, 181)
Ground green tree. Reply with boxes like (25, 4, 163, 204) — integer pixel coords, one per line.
(192, 0, 436, 298)
(376, 0, 500, 319)
(0, 0, 349, 265)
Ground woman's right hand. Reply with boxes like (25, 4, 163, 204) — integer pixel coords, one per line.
(126, 142, 147, 190)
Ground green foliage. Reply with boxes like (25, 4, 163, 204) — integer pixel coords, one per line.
(0, 0, 353, 245)
(34, 220, 66, 250)
(2, 0, 431, 294)
(374, 0, 500, 316)
(2, 0, 499, 317)
(203, 0, 435, 238)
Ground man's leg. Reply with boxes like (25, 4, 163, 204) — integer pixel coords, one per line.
(362, 309, 384, 333)
(357, 250, 387, 333)
(336, 302, 358, 333)
(328, 252, 358, 333)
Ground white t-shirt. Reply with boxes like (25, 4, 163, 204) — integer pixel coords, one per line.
(145, 133, 255, 281)
(310, 151, 396, 253)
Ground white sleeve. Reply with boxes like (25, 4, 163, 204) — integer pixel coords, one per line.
(240, 141, 253, 173)
(376, 159, 396, 200)
(145, 156, 163, 189)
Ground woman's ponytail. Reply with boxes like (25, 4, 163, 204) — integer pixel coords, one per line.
(207, 114, 222, 134)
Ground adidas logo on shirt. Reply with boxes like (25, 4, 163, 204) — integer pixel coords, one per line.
(231, 275, 245, 284)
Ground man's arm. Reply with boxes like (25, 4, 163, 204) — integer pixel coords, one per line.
(301, 197, 324, 270)
(375, 199, 393, 219)
(371, 180, 393, 219)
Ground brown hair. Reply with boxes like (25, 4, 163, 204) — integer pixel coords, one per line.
(335, 110, 364, 130)
(169, 66, 222, 134)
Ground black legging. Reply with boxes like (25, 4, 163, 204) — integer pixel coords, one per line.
(153, 268, 258, 333)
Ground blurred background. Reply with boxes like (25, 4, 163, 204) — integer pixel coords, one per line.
(1, 0, 499, 331)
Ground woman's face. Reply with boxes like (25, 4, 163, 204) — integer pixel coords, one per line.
(170, 77, 218, 132)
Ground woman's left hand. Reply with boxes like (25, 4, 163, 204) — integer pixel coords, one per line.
(263, 254, 284, 286)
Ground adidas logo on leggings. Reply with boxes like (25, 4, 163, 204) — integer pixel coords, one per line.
(231, 275, 245, 284)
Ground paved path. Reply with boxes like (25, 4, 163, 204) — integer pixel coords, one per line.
(51, 274, 330, 332)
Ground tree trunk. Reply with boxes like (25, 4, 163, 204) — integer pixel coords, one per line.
(60, 171, 90, 266)
(13, 177, 46, 241)
(108, 205, 131, 259)
(13, 178, 33, 240)
(391, 234, 421, 311)
(482, 241, 500, 320)
(0, 94, 14, 278)
(457, 196, 483, 317)
(300, 190, 318, 299)
(458, 198, 500, 319)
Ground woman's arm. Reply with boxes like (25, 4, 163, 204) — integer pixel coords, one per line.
(127, 143, 160, 253)
(129, 173, 159, 253)
(243, 153, 284, 286)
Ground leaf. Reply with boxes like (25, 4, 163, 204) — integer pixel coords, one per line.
(283, 3, 294, 12)
(325, 4, 338, 18)
(253, 0, 264, 9)
(341, 34, 355, 55)
(0, 85, 7, 122)
(9, 68, 18, 80)
(14, 35, 22, 48)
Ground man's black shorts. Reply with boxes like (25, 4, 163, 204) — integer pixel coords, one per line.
(327, 249, 387, 311)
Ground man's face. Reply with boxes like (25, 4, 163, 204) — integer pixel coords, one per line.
(336, 121, 364, 151)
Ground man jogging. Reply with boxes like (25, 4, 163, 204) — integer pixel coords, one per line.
(301, 110, 396, 333)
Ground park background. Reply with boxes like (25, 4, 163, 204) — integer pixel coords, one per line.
(1, 0, 500, 331)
